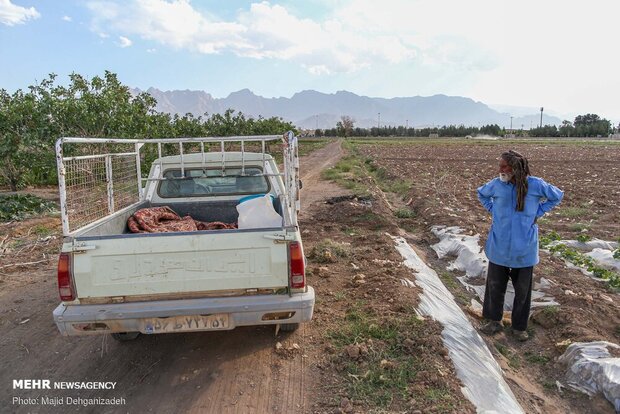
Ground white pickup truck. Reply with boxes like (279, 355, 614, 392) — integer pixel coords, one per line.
(53, 133, 314, 340)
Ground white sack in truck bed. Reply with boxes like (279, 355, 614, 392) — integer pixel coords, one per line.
(237, 194, 283, 229)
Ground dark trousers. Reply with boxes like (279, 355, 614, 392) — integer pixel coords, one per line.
(482, 262, 533, 331)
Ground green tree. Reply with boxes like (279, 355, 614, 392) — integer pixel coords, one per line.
(248, 115, 295, 135)
(1, 72, 162, 189)
(558, 120, 574, 137)
(0, 88, 43, 190)
(573, 113, 611, 137)
(172, 113, 207, 137)
(574, 114, 601, 126)
(480, 124, 501, 136)
(0, 71, 299, 190)
(336, 116, 355, 137)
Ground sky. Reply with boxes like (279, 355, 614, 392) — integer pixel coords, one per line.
(1, 0, 619, 123)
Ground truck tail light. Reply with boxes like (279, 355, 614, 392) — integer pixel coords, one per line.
(58, 253, 75, 301)
(289, 242, 305, 289)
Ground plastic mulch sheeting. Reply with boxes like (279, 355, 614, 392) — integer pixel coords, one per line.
(391, 235, 524, 414)
(430, 225, 488, 278)
(430, 225, 558, 310)
(551, 239, 619, 252)
(559, 341, 620, 411)
(587, 249, 620, 272)
(546, 239, 620, 275)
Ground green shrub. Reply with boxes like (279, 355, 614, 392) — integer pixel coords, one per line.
(309, 239, 351, 263)
(558, 207, 590, 218)
(548, 241, 620, 289)
(576, 234, 591, 243)
(394, 208, 416, 219)
(0, 194, 57, 221)
(540, 230, 561, 248)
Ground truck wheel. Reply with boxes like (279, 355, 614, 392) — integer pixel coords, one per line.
(279, 323, 299, 332)
(111, 332, 140, 341)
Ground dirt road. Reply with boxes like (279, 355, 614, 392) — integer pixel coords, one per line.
(298, 139, 346, 218)
(0, 140, 345, 413)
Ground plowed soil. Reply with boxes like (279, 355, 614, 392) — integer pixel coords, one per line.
(356, 138, 620, 413)
(357, 140, 620, 238)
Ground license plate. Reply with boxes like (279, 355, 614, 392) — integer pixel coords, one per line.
(143, 314, 230, 334)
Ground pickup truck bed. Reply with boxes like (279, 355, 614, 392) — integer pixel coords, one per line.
(78, 199, 283, 237)
(53, 136, 312, 338)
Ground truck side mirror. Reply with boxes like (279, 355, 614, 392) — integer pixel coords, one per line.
(298, 180, 303, 190)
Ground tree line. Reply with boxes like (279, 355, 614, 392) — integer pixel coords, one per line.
(0, 72, 295, 190)
(324, 120, 505, 138)
(528, 114, 614, 137)
(322, 115, 618, 138)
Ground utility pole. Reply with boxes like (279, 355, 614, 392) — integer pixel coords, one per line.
(378, 112, 381, 129)
(510, 116, 513, 132)
(315, 115, 318, 130)
(540, 107, 544, 128)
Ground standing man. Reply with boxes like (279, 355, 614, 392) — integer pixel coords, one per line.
(477, 150, 563, 341)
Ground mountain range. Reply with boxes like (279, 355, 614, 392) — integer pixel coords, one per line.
(134, 87, 563, 130)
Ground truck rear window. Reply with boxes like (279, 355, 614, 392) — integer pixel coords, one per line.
(158, 167, 270, 198)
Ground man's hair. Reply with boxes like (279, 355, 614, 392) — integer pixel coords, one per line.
(501, 150, 530, 211)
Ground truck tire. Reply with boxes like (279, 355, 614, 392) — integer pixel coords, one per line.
(111, 332, 140, 341)
(279, 323, 299, 332)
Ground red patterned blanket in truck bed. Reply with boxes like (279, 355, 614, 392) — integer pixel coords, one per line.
(127, 206, 237, 233)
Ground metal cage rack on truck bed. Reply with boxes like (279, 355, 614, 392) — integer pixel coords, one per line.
(55, 132, 300, 237)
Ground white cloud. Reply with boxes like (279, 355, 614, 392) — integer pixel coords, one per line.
(305, 64, 330, 76)
(83, 0, 620, 117)
(118, 36, 132, 47)
(62, 15, 72, 22)
(85, 0, 421, 73)
(146, 48, 157, 53)
(87, 0, 247, 52)
(328, 0, 620, 116)
(0, 0, 40, 26)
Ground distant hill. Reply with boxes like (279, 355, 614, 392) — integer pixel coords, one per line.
(132, 87, 563, 129)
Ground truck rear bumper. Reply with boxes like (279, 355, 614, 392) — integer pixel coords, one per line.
(53, 287, 314, 336)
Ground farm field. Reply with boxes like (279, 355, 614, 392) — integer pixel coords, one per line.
(343, 137, 620, 412)
(356, 138, 620, 239)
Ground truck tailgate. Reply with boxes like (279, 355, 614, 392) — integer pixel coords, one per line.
(71, 230, 290, 300)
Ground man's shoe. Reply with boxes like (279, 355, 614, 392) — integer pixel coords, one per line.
(480, 320, 503, 335)
(513, 329, 529, 341)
